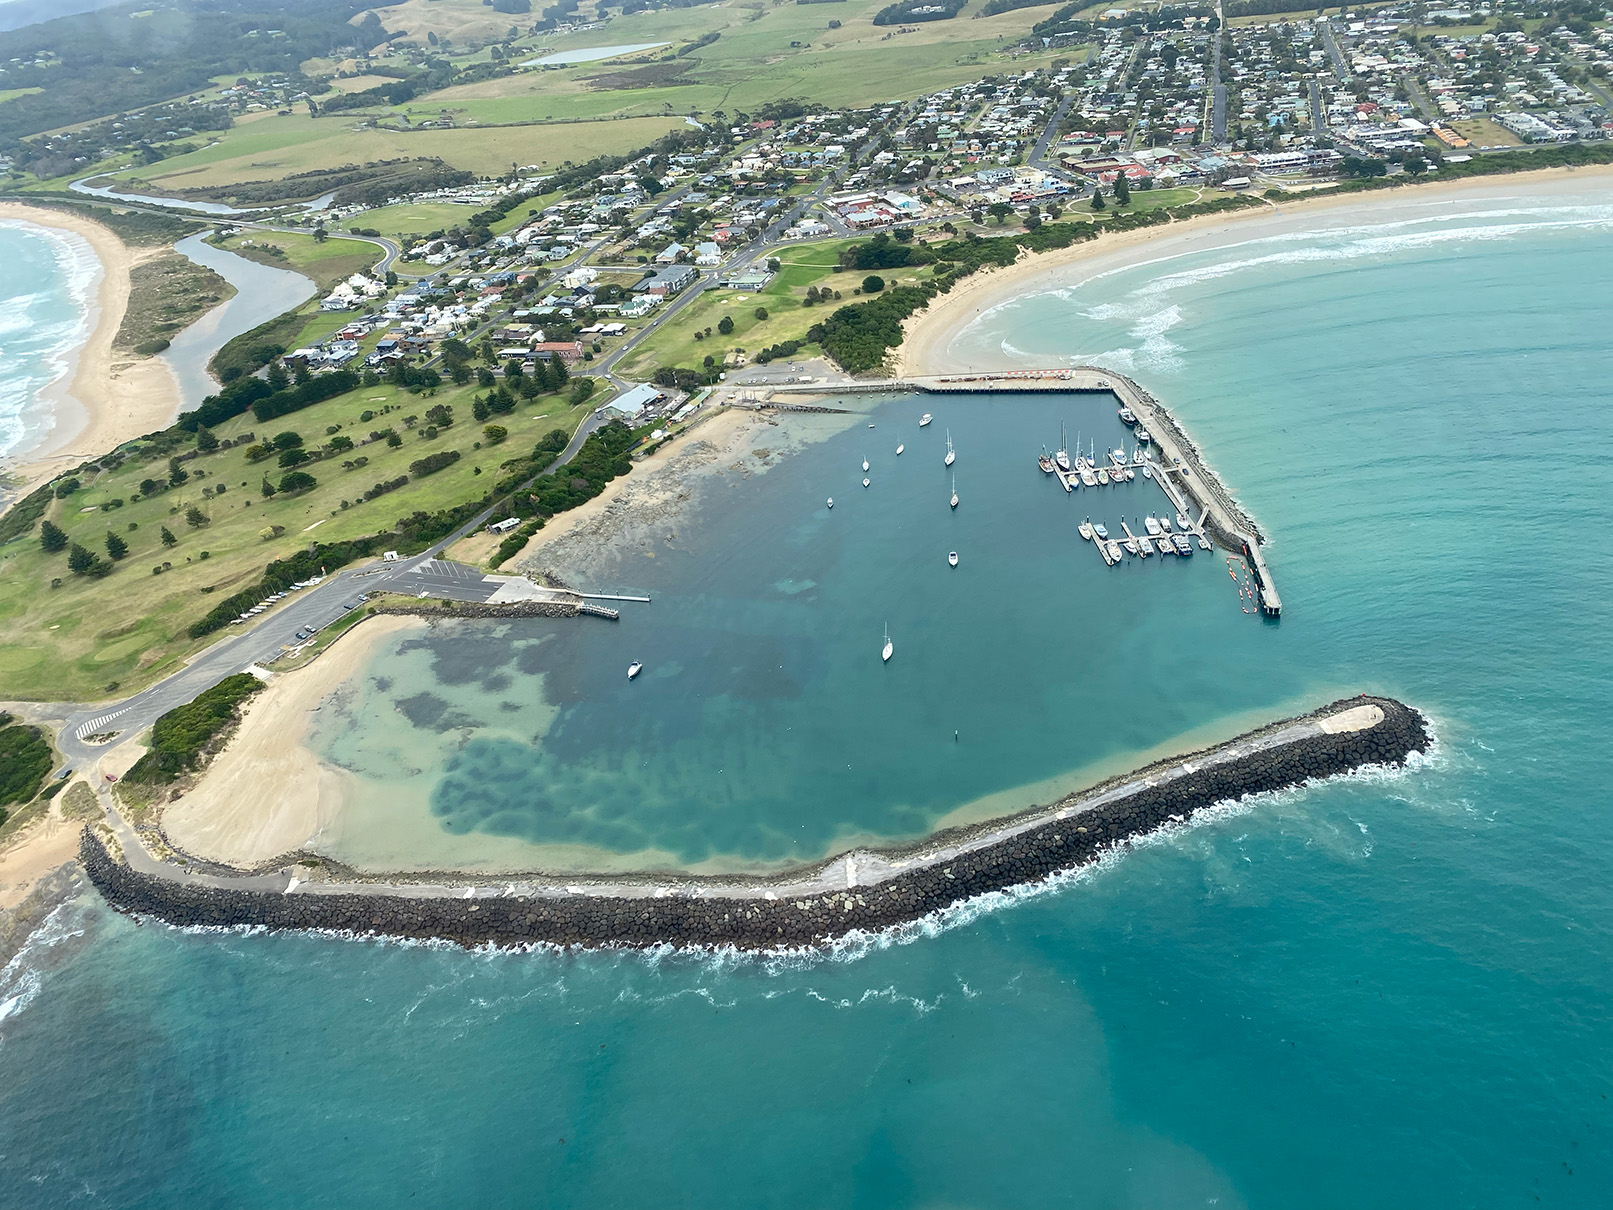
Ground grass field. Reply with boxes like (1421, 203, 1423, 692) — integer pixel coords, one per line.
(1446, 117, 1524, 148)
(343, 201, 486, 240)
(0, 87, 44, 106)
(616, 239, 937, 378)
(0, 383, 590, 701)
(208, 230, 379, 292)
(423, 0, 1068, 122)
(107, 113, 683, 192)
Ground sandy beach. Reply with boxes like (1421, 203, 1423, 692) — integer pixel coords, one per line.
(161, 614, 423, 866)
(896, 166, 1613, 377)
(0, 202, 181, 489)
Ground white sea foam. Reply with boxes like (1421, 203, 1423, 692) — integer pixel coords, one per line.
(0, 220, 102, 461)
(0, 901, 86, 1043)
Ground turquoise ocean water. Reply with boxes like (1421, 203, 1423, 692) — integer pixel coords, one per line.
(0, 221, 99, 463)
(3, 194, 1612, 1206)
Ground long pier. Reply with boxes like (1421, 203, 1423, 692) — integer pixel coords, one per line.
(768, 367, 1280, 617)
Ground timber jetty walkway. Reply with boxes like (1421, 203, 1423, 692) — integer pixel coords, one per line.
(767, 367, 1281, 617)
(80, 696, 1426, 951)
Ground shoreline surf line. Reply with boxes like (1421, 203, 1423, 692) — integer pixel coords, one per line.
(0, 203, 181, 492)
(81, 695, 1430, 951)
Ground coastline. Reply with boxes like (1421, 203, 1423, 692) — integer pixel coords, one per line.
(0, 202, 180, 489)
(896, 165, 1613, 377)
(160, 613, 425, 867)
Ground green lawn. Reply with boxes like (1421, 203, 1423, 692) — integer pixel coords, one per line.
(0, 382, 590, 702)
(208, 230, 379, 292)
(617, 242, 936, 378)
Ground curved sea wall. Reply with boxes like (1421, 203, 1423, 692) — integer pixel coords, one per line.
(81, 696, 1429, 951)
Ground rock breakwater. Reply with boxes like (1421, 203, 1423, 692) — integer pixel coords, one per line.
(80, 696, 1429, 952)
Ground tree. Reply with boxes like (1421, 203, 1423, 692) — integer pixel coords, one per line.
(753, 306, 769, 321)
(160, 525, 177, 547)
(104, 530, 129, 560)
(862, 275, 885, 294)
(718, 315, 735, 336)
(473, 397, 491, 422)
(1090, 187, 1106, 211)
(194, 426, 218, 453)
(1113, 174, 1131, 205)
(260, 478, 277, 498)
(185, 505, 209, 528)
(167, 456, 189, 487)
(313, 225, 328, 244)
(67, 542, 105, 576)
(39, 520, 68, 553)
(987, 201, 1012, 224)
(267, 362, 289, 391)
(483, 424, 508, 445)
(278, 447, 310, 468)
(272, 431, 303, 450)
(277, 470, 317, 494)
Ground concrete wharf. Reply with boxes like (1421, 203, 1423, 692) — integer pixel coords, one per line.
(768, 367, 1280, 617)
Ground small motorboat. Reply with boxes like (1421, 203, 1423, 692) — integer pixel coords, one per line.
(1078, 520, 1094, 541)
(827, 497, 834, 509)
(1106, 540, 1123, 562)
(1097, 468, 1109, 486)
(1118, 407, 1136, 424)
(862, 456, 870, 472)
(1136, 427, 1153, 443)
(1137, 537, 1154, 557)
(863, 477, 870, 488)
(1123, 535, 1138, 555)
(1142, 464, 1153, 479)
(1160, 516, 1174, 533)
(1038, 451, 1055, 474)
(1133, 447, 1147, 466)
(1176, 512, 1192, 531)
(1144, 516, 1162, 537)
(1197, 535, 1212, 551)
(627, 661, 643, 680)
(882, 623, 894, 662)
(948, 551, 959, 567)
(1093, 523, 1109, 540)
(896, 443, 904, 455)
(919, 413, 932, 427)
(1174, 535, 1194, 556)
(1122, 467, 1135, 481)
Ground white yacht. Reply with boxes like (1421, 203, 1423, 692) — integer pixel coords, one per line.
(919, 413, 932, 427)
(1160, 516, 1174, 533)
(1078, 519, 1094, 541)
(896, 443, 904, 455)
(627, 661, 643, 680)
(944, 431, 955, 467)
(1055, 424, 1072, 473)
(948, 551, 959, 567)
(1144, 516, 1162, 537)
(862, 456, 870, 472)
(862, 477, 870, 488)
(950, 472, 958, 509)
(826, 497, 833, 509)
(882, 624, 894, 662)
(1176, 512, 1192, 531)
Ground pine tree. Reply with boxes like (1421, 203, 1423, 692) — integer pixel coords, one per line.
(104, 530, 128, 560)
(195, 426, 219, 453)
(67, 542, 104, 576)
(160, 525, 177, 547)
(39, 519, 68, 553)
(185, 505, 208, 528)
(1090, 187, 1106, 211)
(1113, 174, 1131, 205)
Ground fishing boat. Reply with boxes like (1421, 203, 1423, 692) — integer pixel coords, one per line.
(1118, 406, 1136, 424)
(950, 472, 958, 509)
(896, 443, 905, 455)
(862, 456, 870, 472)
(1160, 516, 1173, 533)
(1078, 519, 1094, 541)
(627, 661, 643, 680)
(826, 497, 833, 509)
(882, 624, 894, 663)
(944, 431, 955, 467)
(1176, 512, 1192, 531)
(1174, 535, 1194, 556)
(1143, 516, 1162, 537)
(1093, 522, 1109, 540)
(1106, 539, 1123, 562)
(1038, 449, 1055, 474)
(919, 414, 932, 427)
(1136, 427, 1153, 443)
(1157, 537, 1175, 555)
(862, 477, 870, 488)
(1110, 448, 1127, 468)
(948, 551, 959, 567)
(1055, 424, 1072, 473)
(1080, 465, 1098, 488)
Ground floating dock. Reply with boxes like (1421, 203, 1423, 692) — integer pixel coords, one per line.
(769, 368, 1280, 616)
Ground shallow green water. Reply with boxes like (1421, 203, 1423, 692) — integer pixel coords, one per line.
(3, 189, 1611, 1208)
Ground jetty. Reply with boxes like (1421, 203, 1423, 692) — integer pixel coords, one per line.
(79, 697, 1427, 951)
(768, 366, 1280, 616)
